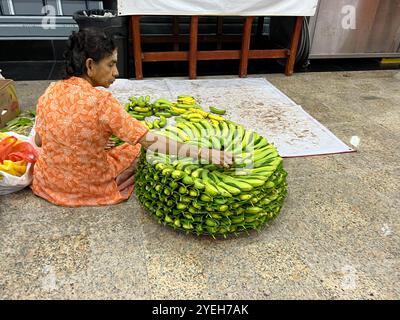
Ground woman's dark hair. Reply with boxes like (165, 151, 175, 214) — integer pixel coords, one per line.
(64, 28, 116, 77)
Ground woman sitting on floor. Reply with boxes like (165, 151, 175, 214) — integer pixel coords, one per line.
(32, 29, 232, 207)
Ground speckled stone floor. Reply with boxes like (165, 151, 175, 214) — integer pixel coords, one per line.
(1, 70, 399, 299)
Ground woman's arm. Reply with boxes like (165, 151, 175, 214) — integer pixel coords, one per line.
(98, 94, 232, 167)
(139, 131, 233, 168)
(35, 133, 42, 147)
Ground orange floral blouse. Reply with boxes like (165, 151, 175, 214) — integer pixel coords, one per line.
(32, 76, 148, 207)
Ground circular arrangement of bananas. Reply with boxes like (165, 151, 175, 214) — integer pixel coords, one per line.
(133, 98, 288, 238)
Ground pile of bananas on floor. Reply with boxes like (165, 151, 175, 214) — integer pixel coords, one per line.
(128, 95, 288, 238)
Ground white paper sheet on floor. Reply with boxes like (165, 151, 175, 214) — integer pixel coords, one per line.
(108, 78, 354, 158)
(117, 0, 319, 16)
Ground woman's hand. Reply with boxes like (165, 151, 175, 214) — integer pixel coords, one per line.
(139, 132, 234, 168)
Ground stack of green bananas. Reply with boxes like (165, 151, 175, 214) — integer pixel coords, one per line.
(0, 109, 36, 136)
(134, 112, 288, 238)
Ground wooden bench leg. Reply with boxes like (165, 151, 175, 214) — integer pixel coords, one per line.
(131, 15, 143, 80)
(216, 17, 223, 50)
(239, 16, 254, 78)
(285, 16, 304, 76)
(172, 16, 180, 51)
(189, 16, 199, 80)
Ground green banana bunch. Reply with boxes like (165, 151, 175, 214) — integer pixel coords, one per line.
(124, 94, 287, 238)
(135, 115, 287, 238)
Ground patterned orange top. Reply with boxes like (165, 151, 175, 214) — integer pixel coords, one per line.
(32, 76, 148, 207)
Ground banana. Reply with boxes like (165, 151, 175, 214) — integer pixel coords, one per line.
(202, 170, 220, 196)
(158, 115, 167, 128)
(152, 119, 160, 129)
(211, 122, 222, 138)
(144, 120, 153, 129)
(124, 102, 132, 112)
(254, 151, 279, 167)
(174, 117, 187, 123)
(157, 129, 183, 142)
(208, 172, 232, 198)
(199, 119, 214, 135)
(176, 161, 196, 171)
(214, 172, 253, 192)
(137, 96, 146, 107)
(214, 185, 233, 198)
(242, 130, 255, 150)
(155, 111, 172, 118)
(217, 181, 241, 196)
(252, 137, 268, 150)
(198, 138, 213, 149)
(184, 164, 199, 175)
(231, 216, 245, 224)
(177, 95, 196, 105)
(188, 117, 203, 123)
(245, 206, 263, 214)
(176, 103, 195, 109)
(234, 125, 245, 144)
(187, 139, 212, 150)
(189, 108, 208, 117)
(209, 106, 226, 115)
(253, 149, 277, 164)
(209, 136, 222, 150)
(175, 122, 196, 140)
(225, 122, 238, 147)
(165, 126, 191, 142)
(133, 106, 151, 113)
(177, 95, 195, 99)
(183, 112, 205, 120)
(128, 96, 138, 104)
(208, 114, 225, 122)
(210, 119, 220, 126)
(130, 114, 146, 120)
(154, 98, 173, 106)
(184, 122, 202, 139)
(191, 168, 204, 178)
(193, 122, 207, 138)
(236, 177, 265, 188)
(182, 175, 195, 185)
(193, 179, 205, 190)
(170, 106, 187, 114)
(219, 121, 230, 139)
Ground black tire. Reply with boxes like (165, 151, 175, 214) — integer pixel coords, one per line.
(269, 17, 311, 70)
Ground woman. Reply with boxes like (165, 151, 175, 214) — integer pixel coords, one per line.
(32, 29, 232, 207)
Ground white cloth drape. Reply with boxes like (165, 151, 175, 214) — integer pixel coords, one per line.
(117, 0, 319, 17)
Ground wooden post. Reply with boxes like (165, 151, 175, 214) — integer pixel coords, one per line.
(131, 15, 143, 80)
(189, 16, 199, 79)
(239, 16, 254, 78)
(285, 16, 304, 76)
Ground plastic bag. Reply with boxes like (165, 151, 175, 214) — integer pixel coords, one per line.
(0, 132, 37, 195)
(0, 136, 18, 161)
(0, 135, 38, 163)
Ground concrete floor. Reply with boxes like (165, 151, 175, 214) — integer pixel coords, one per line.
(0, 70, 399, 299)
